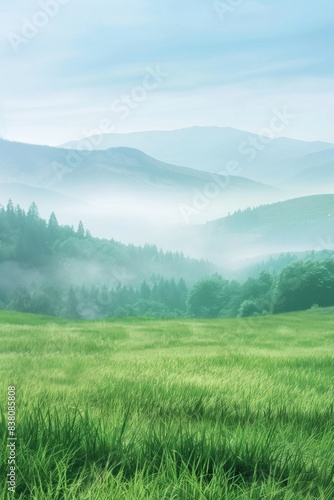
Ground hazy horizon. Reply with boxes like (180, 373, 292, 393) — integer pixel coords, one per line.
(1, 1, 334, 145)
(1, 1, 333, 271)
(2, 124, 334, 150)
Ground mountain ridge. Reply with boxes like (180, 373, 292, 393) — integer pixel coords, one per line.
(0, 136, 275, 194)
(59, 126, 334, 185)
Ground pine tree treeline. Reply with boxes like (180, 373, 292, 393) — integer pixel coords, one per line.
(4, 260, 334, 319)
(0, 201, 190, 318)
(1, 201, 334, 319)
(2, 277, 189, 319)
(0, 199, 213, 289)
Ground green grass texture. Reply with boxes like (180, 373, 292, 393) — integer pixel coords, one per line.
(0, 309, 333, 499)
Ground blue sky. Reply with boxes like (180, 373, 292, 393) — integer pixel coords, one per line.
(1, 0, 333, 145)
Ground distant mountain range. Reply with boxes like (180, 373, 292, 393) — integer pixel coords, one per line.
(61, 126, 334, 185)
(0, 137, 272, 194)
(0, 137, 279, 246)
(291, 161, 334, 188)
(284, 149, 334, 190)
(1, 131, 333, 263)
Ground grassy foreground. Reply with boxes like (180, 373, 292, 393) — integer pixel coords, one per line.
(0, 309, 333, 499)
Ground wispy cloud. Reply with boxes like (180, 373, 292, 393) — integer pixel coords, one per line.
(1, 0, 333, 144)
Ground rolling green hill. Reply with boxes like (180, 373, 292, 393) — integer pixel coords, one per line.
(203, 194, 334, 264)
(210, 194, 334, 231)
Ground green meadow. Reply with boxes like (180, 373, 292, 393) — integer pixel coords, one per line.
(0, 309, 333, 499)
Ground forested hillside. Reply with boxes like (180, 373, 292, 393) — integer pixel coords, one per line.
(0, 200, 213, 311)
(0, 200, 214, 277)
(209, 194, 334, 234)
(202, 194, 334, 265)
(1, 200, 334, 319)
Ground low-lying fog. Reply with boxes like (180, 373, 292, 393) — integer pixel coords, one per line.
(2, 184, 330, 273)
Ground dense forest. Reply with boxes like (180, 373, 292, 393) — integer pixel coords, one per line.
(1, 201, 334, 319)
(187, 259, 334, 318)
(0, 199, 214, 286)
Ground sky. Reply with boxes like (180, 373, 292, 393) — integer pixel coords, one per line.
(1, 0, 334, 146)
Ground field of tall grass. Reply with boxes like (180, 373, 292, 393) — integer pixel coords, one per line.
(0, 309, 333, 499)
